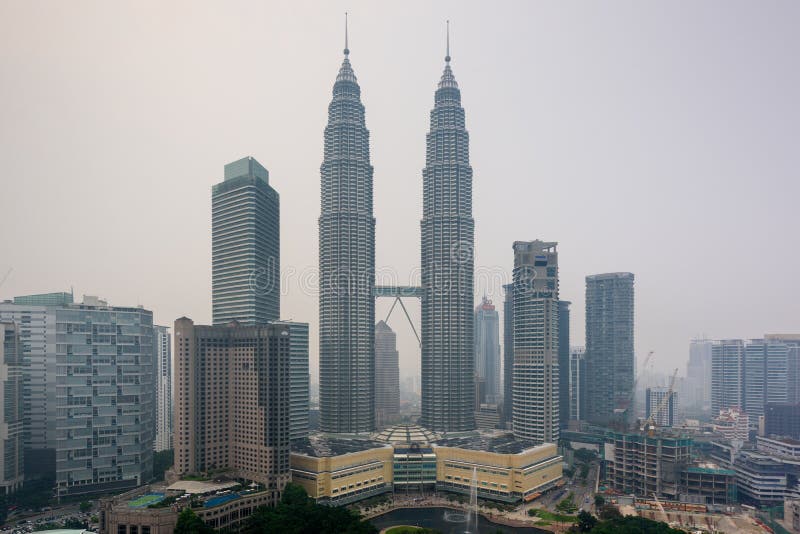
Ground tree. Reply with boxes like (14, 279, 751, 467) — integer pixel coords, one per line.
(597, 505, 622, 521)
(594, 495, 605, 507)
(577, 511, 597, 532)
(153, 449, 175, 482)
(79, 501, 92, 513)
(174, 508, 214, 534)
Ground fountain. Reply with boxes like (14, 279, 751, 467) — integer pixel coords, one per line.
(467, 466, 479, 534)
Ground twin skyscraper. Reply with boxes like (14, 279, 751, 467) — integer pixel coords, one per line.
(319, 22, 476, 434)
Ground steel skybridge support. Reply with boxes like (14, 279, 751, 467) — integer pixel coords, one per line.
(374, 286, 422, 346)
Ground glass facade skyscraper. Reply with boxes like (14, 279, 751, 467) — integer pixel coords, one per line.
(420, 47, 475, 433)
(584, 272, 635, 426)
(0, 321, 24, 494)
(212, 156, 280, 325)
(318, 42, 376, 434)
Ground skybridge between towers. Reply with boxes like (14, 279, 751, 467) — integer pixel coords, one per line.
(374, 285, 423, 346)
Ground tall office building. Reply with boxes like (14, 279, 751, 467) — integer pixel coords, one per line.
(645, 387, 677, 428)
(276, 321, 310, 441)
(0, 322, 24, 494)
(569, 347, 586, 422)
(212, 156, 280, 325)
(512, 240, 559, 444)
(173, 318, 291, 503)
(557, 301, 571, 429)
(474, 297, 501, 404)
(0, 293, 67, 476)
(154, 325, 172, 452)
(55, 296, 154, 498)
(711, 340, 744, 414)
(584, 272, 635, 426)
(502, 284, 514, 424)
(374, 321, 400, 429)
(318, 36, 376, 435)
(685, 339, 713, 416)
(420, 39, 475, 433)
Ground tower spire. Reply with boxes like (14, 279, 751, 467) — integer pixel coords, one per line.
(445, 20, 451, 63)
(344, 12, 349, 56)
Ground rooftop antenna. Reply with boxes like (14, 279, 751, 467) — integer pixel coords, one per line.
(344, 12, 349, 56)
(445, 19, 451, 63)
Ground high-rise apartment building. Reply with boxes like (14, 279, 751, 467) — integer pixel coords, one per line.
(474, 297, 501, 404)
(646, 387, 677, 428)
(502, 284, 514, 425)
(212, 156, 280, 325)
(584, 272, 635, 426)
(375, 321, 400, 429)
(173, 318, 291, 503)
(766, 335, 800, 403)
(154, 325, 172, 452)
(557, 301, 570, 429)
(711, 340, 745, 414)
(0, 322, 24, 494)
(569, 347, 586, 422)
(511, 240, 559, 444)
(420, 43, 475, 433)
(55, 296, 154, 498)
(318, 39, 376, 434)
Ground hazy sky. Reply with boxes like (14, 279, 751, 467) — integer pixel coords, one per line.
(1, 1, 798, 381)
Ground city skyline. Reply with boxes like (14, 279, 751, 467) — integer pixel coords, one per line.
(2, 2, 799, 382)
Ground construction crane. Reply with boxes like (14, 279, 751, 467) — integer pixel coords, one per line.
(643, 368, 678, 436)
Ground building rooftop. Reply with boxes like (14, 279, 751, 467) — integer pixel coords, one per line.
(373, 425, 441, 445)
(166, 480, 239, 494)
(433, 433, 549, 455)
(291, 435, 390, 457)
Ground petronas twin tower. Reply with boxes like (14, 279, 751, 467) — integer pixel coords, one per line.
(320, 24, 474, 434)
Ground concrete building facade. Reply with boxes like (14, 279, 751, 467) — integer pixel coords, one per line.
(584, 273, 635, 426)
(511, 240, 559, 444)
(173, 318, 291, 504)
(154, 325, 172, 452)
(557, 301, 570, 429)
(212, 156, 280, 326)
(646, 387, 678, 428)
(318, 42, 376, 434)
(55, 297, 155, 498)
(502, 284, 514, 425)
(420, 47, 475, 433)
(569, 347, 586, 422)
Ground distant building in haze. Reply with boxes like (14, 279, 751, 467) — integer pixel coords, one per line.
(474, 297, 501, 404)
(512, 240, 559, 444)
(646, 387, 677, 428)
(685, 339, 713, 416)
(0, 321, 24, 494)
(154, 325, 172, 452)
(375, 321, 400, 429)
(212, 156, 280, 325)
(584, 272, 635, 426)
